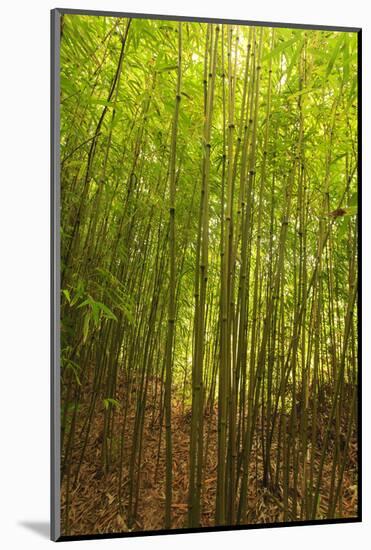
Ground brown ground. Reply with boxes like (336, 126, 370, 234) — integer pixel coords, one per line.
(61, 385, 358, 536)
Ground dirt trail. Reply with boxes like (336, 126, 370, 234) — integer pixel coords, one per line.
(61, 387, 358, 536)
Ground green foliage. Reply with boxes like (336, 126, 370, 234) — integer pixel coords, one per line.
(59, 14, 358, 534)
(102, 397, 121, 410)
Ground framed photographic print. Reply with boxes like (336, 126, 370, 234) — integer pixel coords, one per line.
(51, 8, 361, 541)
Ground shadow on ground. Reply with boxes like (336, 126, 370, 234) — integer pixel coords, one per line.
(18, 521, 49, 539)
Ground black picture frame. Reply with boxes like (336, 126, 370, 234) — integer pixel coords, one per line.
(51, 8, 362, 541)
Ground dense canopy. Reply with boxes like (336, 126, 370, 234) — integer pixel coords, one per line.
(59, 14, 358, 536)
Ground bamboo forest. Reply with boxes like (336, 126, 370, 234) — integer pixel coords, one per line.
(59, 13, 359, 536)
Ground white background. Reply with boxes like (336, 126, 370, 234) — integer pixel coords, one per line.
(0, 0, 368, 548)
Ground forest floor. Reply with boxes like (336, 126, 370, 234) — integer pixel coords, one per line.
(61, 380, 358, 536)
